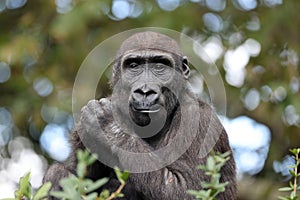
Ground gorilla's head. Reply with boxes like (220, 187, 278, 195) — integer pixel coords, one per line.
(111, 32, 190, 128)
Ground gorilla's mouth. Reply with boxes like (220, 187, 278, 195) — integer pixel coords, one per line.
(129, 102, 165, 127)
(131, 104, 161, 113)
(130, 99, 163, 114)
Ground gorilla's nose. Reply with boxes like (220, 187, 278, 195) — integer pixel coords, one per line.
(133, 88, 158, 103)
(132, 87, 159, 110)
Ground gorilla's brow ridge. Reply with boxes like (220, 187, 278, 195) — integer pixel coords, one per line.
(121, 50, 176, 67)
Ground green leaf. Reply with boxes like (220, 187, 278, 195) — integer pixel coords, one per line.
(290, 148, 300, 156)
(197, 164, 206, 171)
(15, 172, 32, 199)
(278, 187, 293, 192)
(221, 151, 231, 158)
(85, 178, 109, 193)
(99, 189, 110, 199)
(187, 189, 202, 196)
(116, 193, 124, 198)
(290, 192, 298, 199)
(55, 175, 81, 200)
(19, 172, 31, 189)
(114, 166, 121, 175)
(114, 167, 129, 184)
(289, 170, 296, 177)
(81, 179, 93, 190)
(87, 154, 97, 165)
(77, 150, 84, 161)
(206, 156, 215, 171)
(50, 191, 70, 199)
(289, 181, 294, 188)
(201, 182, 213, 189)
(33, 182, 52, 200)
(77, 162, 86, 178)
(216, 182, 229, 189)
(121, 171, 130, 182)
(84, 192, 98, 200)
(278, 196, 289, 200)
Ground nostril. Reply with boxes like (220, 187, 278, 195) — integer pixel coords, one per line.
(134, 89, 157, 97)
(134, 89, 145, 96)
(132, 89, 145, 102)
(145, 90, 157, 97)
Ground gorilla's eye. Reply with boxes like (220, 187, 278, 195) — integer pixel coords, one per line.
(124, 58, 143, 71)
(152, 57, 172, 67)
(153, 64, 166, 72)
(129, 62, 138, 68)
(127, 62, 138, 69)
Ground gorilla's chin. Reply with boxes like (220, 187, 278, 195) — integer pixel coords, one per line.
(131, 112, 151, 127)
(129, 104, 162, 127)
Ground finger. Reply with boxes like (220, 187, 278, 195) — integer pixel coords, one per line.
(81, 100, 103, 123)
(99, 98, 112, 113)
(86, 99, 100, 110)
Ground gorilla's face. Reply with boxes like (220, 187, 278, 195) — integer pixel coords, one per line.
(118, 50, 189, 127)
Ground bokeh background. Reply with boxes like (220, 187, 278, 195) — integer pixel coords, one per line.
(0, 0, 299, 199)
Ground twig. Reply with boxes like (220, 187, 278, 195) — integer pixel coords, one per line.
(106, 182, 126, 200)
(293, 152, 298, 196)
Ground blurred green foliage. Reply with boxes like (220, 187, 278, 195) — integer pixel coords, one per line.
(0, 172, 51, 200)
(50, 150, 128, 200)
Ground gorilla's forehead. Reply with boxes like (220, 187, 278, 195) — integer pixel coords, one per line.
(117, 31, 183, 57)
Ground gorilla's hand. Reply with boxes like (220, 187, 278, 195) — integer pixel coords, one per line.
(81, 98, 112, 126)
(97, 98, 114, 128)
(78, 98, 123, 147)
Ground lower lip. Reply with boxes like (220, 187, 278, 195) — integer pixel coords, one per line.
(132, 106, 161, 113)
(139, 109, 161, 113)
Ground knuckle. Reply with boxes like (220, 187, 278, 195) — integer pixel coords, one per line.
(80, 105, 89, 113)
(99, 98, 109, 106)
(81, 100, 102, 117)
(87, 99, 98, 108)
(100, 98, 112, 111)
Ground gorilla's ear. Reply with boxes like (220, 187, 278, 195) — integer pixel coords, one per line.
(182, 56, 190, 79)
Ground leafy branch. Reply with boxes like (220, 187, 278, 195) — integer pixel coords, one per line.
(187, 151, 230, 200)
(106, 167, 129, 200)
(278, 148, 300, 200)
(50, 149, 129, 200)
(0, 172, 51, 200)
(0, 150, 129, 200)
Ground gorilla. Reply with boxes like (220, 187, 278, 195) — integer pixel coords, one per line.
(43, 31, 237, 200)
